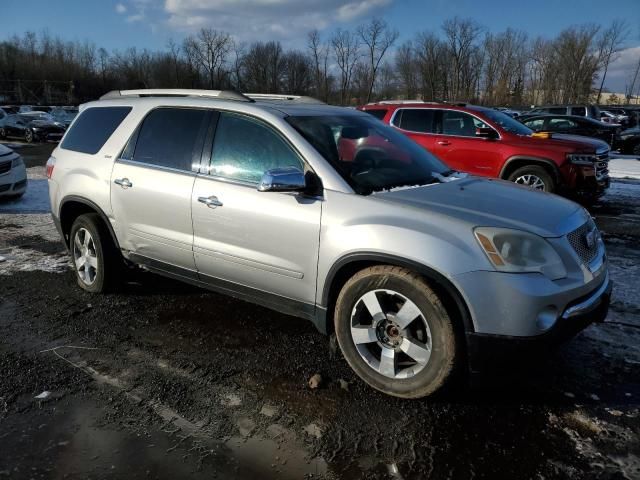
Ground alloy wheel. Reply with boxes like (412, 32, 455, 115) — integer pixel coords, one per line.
(514, 174, 546, 190)
(350, 289, 432, 380)
(73, 228, 98, 285)
(25, 130, 33, 143)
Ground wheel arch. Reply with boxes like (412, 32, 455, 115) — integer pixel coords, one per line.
(58, 196, 120, 250)
(500, 156, 561, 184)
(319, 252, 474, 336)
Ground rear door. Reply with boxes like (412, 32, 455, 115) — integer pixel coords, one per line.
(390, 108, 440, 154)
(191, 111, 321, 306)
(432, 110, 502, 176)
(110, 107, 211, 274)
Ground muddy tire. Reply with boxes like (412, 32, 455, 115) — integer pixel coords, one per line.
(69, 213, 121, 293)
(334, 266, 458, 399)
(507, 165, 555, 193)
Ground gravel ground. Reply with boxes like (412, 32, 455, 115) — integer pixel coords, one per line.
(0, 143, 639, 479)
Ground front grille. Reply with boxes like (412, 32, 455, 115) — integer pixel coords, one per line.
(13, 179, 26, 190)
(567, 219, 599, 265)
(0, 160, 11, 175)
(595, 150, 609, 180)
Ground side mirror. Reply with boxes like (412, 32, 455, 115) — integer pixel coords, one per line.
(476, 127, 498, 139)
(258, 167, 306, 192)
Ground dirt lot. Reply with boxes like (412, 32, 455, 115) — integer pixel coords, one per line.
(0, 143, 639, 479)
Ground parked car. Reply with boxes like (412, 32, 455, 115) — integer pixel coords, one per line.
(495, 107, 521, 118)
(48, 89, 611, 398)
(518, 114, 621, 147)
(0, 144, 27, 199)
(50, 107, 79, 128)
(618, 126, 640, 155)
(358, 102, 609, 199)
(0, 106, 20, 123)
(0, 113, 66, 143)
(18, 105, 52, 114)
(600, 110, 623, 125)
(528, 104, 601, 121)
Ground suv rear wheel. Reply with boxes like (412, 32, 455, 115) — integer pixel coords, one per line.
(70, 213, 121, 293)
(507, 165, 555, 193)
(334, 266, 457, 398)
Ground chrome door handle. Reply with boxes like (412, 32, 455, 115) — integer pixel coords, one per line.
(198, 195, 223, 208)
(437, 140, 451, 146)
(114, 178, 133, 188)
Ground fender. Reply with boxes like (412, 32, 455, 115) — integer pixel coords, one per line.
(58, 195, 121, 250)
(321, 252, 474, 333)
(499, 155, 562, 181)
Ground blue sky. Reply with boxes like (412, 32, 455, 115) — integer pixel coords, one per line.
(3, 0, 640, 91)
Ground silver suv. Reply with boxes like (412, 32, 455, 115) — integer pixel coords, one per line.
(47, 89, 612, 398)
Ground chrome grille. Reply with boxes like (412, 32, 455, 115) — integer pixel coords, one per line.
(567, 219, 599, 265)
(0, 160, 11, 175)
(595, 150, 609, 181)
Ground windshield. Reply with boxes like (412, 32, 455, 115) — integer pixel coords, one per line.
(476, 109, 532, 136)
(286, 114, 450, 195)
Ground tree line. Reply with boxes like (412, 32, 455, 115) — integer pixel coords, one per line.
(0, 17, 634, 106)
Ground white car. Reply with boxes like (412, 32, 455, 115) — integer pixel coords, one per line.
(0, 144, 27, 198)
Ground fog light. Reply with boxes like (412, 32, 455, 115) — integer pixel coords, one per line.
(536, 306, 558, 332)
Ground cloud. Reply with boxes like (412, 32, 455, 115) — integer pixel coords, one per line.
(115, 3, 127, 13)
(163, 0, 394, 42)
(603, 46, 640, 93)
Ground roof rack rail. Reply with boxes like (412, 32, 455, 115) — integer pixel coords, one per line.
(371, 100, 428, 105)
(243, 93, 325, 104)
(99, 89, 253, 102)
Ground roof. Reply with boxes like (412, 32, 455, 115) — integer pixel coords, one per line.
(88, 89, 364, 118)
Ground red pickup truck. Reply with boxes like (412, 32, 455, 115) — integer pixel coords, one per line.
(358, 102, 610, 199)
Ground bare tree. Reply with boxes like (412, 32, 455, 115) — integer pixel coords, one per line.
(395, 40, 418, 99)
(183, 28, 232, 89)
(331, 29, 360, 105)
(595, 19, 629, 102)
(357, 18, 399, 103)
(441, 17, 483, 100)
(307, 30, 330, 101)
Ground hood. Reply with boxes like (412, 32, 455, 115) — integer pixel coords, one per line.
(0, 144, 15, 156)
(552, 134, 610, 153)
(29, 119, 60, 128)
(375, 177, 587, 238)
(507, 133, 599, 153)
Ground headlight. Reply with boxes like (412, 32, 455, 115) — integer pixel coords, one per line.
(11, 156, 23, 168)
(474, 227, 567, 280)
(567, 153, 596, 166)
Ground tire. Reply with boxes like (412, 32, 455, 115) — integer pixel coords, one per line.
(69, 213, 121, 293)
(0, 128, 5, 139)
(507, 165, 555, 193)
(632, 142, 640, 157)
(334, 266, 458, 399)
(24, 129, 34, 143)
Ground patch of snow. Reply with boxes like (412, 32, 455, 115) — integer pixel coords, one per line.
(609, 155, 640, 180)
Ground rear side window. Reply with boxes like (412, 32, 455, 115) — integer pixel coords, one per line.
(130, 108, 210, 171)
(364, 109, 387, 120)
(547, 107, 567, 115)
(396, 109, 436, 133)
(570, 106, 586, 116)
(61, 107, 131, 154)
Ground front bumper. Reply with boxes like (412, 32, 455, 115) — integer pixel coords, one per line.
(466, 275, 611, 372)
(0, 161, 27, 197)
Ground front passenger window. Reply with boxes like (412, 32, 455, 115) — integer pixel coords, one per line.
(208, 112, 304, 183)
(442, 111, 484, 137)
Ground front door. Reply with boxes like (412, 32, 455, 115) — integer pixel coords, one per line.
(433, 110, 502, 177)
(191, 111, 321, 305)
(110, 107, 211, 273)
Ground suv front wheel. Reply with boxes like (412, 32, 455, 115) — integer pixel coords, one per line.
(69, 213, 121, 293)
(507, 165, 555, 193)
(334, 266, 457, 399)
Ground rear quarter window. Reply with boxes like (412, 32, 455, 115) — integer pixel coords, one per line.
(61, 106, 132, 154)
(363, 109, 388, 120)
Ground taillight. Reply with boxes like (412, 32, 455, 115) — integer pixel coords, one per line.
(46, 156, 56, 179)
